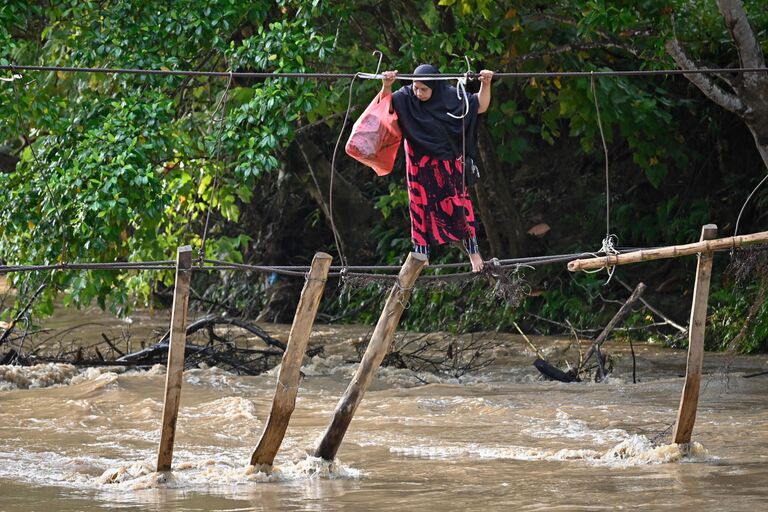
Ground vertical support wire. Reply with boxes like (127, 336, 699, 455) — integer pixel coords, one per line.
(587, 72, 619, 284)
(199, 70, 233, 266)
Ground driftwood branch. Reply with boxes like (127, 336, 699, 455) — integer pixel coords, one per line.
(628, 337, 637, 384)
(161, 316, 285, 349)
(614, 276, 687, 333)
(0, 282, 47, 346)
(581, 283, 646, 380)
(101, 333, 125, 357)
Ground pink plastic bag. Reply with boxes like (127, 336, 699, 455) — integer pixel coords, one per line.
(345, 92, 402, 176)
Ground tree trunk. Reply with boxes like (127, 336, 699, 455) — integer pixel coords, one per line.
(474, 123, 527, 258)
(0, 152, 19, 173)
(253, 169, 304, 323)
(667, 0, 768, 171)
(725, 0, 768, 170)
(437, 5, 456, 34)
(293, 133, 379, 260)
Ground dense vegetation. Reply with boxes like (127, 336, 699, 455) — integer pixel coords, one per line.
(1, 1, 767, 352)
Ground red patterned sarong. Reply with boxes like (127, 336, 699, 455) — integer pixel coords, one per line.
(404, 141, 479, 250)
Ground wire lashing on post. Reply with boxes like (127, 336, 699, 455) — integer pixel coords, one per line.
(393, 280, 414, 310)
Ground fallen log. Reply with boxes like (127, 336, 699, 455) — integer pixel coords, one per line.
(315, 252, 427, 461)
(0, 348, 27, 365)
(533, 358, 580, 382)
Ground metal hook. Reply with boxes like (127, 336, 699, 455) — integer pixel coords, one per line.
(447, 55, 471, 119)
(464, 55, 472, 80)
(372, 50, 384, 77)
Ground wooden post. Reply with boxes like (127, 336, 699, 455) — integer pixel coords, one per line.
(673, 224, 717, 444)
(250, 252, 332, 467)
(156, 245, 193, 472)
(314, 252, 428, 461)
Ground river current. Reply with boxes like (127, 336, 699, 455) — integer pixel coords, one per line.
(1, 302, 767, 511)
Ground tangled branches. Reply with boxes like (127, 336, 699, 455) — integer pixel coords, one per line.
(727, 244, 768, 286)
(369, 332, 495, 379)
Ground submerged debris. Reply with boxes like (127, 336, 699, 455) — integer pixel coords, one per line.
(1, 316, 306, 376)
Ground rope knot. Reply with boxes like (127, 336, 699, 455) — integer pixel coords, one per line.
(600, 234, 620, 257)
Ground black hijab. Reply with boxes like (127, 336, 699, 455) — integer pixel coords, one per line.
(391, 64, 480, 160)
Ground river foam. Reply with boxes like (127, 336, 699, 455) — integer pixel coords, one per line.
(94, 454, 363, 491)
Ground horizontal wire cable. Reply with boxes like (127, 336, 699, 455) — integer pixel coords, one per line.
(0, 247, 703, 277)
(2, 64, 766, 80)
(0, 263, 176, 272)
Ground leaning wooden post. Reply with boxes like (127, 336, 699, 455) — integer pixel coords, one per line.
(250, 252, 333, 467)
(156, 245, 193, 472)
(314, 252, 428, 461)
(673, 224, 717, 444)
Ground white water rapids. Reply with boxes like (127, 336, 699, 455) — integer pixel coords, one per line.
(1, 304, 767, 511)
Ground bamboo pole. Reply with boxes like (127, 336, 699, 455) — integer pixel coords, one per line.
(567, 230, 768, 272)
(314, 252, 428, 461)
(673, 225, 717, 444)
(250, 252, 332, 467)
(156, 245, 193, 472)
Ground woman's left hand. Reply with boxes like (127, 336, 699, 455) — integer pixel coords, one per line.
(477, 70, 493, 113)
(477, 70, 494, 84)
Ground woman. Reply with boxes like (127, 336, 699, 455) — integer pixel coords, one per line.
(381, 64, 493, 272)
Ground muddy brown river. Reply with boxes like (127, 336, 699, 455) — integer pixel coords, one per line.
(1, 302, 767, 511)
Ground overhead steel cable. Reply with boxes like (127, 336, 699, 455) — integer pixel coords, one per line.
(0, 248, 657, 276)
(2, 64, 767, 80)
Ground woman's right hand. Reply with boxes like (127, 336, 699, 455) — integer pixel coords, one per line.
(381, 70, 397, 96)
(382, 70, 397, 86)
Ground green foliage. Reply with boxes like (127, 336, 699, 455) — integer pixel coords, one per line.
(709, 284, 768, 353)
(2, 0, 767, 355)
(375, 183, 409, 221)
(437, 0, 494, 19)
(612, 196, 712, 246)
(670, 0, 768, 59)
(557, 74, 688, 187)
(0, 0, 334, 313)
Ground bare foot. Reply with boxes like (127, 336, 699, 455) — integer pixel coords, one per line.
(469, 252, 484, 273)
